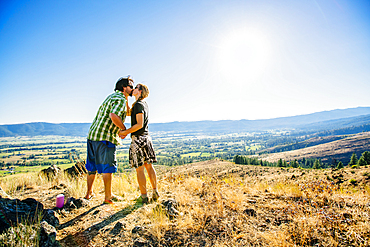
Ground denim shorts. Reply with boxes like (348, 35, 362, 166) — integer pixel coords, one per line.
(86, 139, 117, 174)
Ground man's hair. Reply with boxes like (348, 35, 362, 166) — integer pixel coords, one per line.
(115, 76, 133, 92)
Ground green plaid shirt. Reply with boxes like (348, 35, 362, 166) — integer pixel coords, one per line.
(88, 90, 127, 145)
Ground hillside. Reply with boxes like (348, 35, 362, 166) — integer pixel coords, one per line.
(261, 132, 370, 163)
(1, 107, 370, 137)
(1, 160, 370, 246)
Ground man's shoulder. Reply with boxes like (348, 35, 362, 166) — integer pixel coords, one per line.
(107, 91, 126, 101)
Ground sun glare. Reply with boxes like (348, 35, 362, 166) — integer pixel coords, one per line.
(218, 28, 271, 85)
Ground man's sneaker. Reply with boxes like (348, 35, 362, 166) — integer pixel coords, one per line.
(152, 191, 160, 201)
(136, 195, 149, 204)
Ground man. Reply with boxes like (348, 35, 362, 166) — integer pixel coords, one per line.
(85, 77, 133, 205)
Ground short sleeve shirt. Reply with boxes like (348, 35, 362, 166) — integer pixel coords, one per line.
(131, 100, 149, 136)
(88, 90, 127, 145)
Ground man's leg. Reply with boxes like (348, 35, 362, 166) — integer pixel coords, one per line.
(102, 173, 112, 201)
(85, 173, 96, 199)
(136, 165, 147, 196)
(143, 163, 157, 191)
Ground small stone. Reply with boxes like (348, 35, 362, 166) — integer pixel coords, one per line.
(110, 221, 124, 235)
(243, 208, 256, 217)
(132, 226, 144, 234)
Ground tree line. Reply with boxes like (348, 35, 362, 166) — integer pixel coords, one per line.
(234, 151, 370, 169)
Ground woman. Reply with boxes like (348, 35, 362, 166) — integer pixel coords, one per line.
(119, 84, 158, 204)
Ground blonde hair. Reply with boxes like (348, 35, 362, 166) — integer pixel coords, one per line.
(129, 83, 149, 115)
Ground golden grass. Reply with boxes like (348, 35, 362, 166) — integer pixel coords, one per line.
(1, 162, 370, 246)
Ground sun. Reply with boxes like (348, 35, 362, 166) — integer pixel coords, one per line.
(218, 27, 271, 84)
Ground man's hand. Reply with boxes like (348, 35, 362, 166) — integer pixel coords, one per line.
(119, 129, 129, 139)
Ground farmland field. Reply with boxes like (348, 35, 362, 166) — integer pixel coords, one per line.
(0, 132, 257, 176)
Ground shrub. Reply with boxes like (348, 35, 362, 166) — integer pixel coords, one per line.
(349, 179, 357, 185)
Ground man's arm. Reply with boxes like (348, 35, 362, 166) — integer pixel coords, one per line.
(119, 113, 143, 137)
(109, 113, 126, 130)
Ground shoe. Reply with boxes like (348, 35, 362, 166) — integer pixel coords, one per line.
(136, 195, 149, 204)
(152, 191, 160, 201)
(110, 195, 124, 202)
(103, 199, 114, 205)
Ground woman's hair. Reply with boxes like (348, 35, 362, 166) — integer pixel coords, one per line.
(129, 83, 149, 115)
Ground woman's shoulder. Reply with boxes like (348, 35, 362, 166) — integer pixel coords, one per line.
(137, 100, 148, 107)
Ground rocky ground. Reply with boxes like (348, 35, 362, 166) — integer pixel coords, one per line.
(2, 159, 370, 246)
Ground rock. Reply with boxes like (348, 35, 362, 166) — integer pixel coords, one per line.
(40, 165, 62, 180)
(64, 197, 89, 209)
(132, 225, 144, 234)
(0, 197, 44, 234)
(110, 221, 125, 235)
(243, 208, 256, 217)
(49, 183, 67, 190)
(64, 161, 87, 177)
(161, 199, 179, 218)
(132, 237, 150, 247)
(39, 220, 62, 247)
(42, 209, 60, 228)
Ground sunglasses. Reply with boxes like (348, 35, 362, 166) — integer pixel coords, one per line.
(127, 85, 133, 89)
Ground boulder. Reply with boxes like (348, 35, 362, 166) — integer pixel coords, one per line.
(64, 197, 89, 209)
(64, 161, 87, 177)
(42, 209, 60, 228)
(0, 198, 44, 234)
(40, 165, 61, 180)
(39, 220, 61, 247)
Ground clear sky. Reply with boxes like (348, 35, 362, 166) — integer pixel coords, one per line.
(0, 0, 369, 124)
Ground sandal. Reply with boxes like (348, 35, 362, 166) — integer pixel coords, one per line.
(84, 193, 95, 200)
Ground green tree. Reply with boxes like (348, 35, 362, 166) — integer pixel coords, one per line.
(337, 161, 344, 169)
(361, 151, 370, 165)
(313, 159, 321, 169)
(348, 152, 358, 167)
(283, 160, 287, 167)
(331, 158, 338, 168)
(234, 155, 241, 164)
(358, 156, 367, 166)
(277, 159, 283, 167)
(291, 159, 298, 168)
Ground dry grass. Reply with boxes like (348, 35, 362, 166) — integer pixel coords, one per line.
(1, 160, 370, 246)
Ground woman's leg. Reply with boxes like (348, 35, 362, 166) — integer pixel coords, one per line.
(144, 162, 157, 190)
(136, 165, 147, 195)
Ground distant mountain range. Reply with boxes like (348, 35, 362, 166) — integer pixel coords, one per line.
(1, 107, 370, 137)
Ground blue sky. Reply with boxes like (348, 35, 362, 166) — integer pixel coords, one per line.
(0, 0, 369, 124)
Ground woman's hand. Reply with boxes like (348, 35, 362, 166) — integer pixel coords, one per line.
(119, 129, 129, 139)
